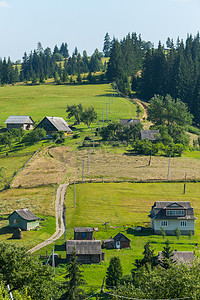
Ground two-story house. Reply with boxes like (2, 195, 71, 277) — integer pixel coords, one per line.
(149, 201, 197, 235)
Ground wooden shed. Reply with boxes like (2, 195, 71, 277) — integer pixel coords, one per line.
(8, 209, 39, 231)
(66, 240, 105, 264)
(5, 116, 34, 131)
(35, 116, 72, 135)
(103, 233, 131, 249)
(74, 227, 94, 240)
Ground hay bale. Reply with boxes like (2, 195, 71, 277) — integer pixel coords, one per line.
(12, 228, 23, 239)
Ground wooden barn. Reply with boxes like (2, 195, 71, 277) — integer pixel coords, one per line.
(119, 118, 140, 127)
(74, 227, 94, 240)
(8, 209, 39, 231)
(5, 116, 34, 131)
(66, 240, 105, 264)
(35, 116, 72, 135)
(102, 233, 131, 249)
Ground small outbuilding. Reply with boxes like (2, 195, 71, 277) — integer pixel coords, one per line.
(8, 209, 39, 231)
(66, 240, 105, 264)
(74, 227, 94, 240)
(140, 130, 159, 141)
(119, 119, 140, 127)
(158, 251, 194, 265)
(5, 116, 34, 131)
(35, 116, 72, 135)
(102, 233, 131, 249)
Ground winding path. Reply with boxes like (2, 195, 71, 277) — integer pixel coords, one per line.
(28, 183, 68, 254)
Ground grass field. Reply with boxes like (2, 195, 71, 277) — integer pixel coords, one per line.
(0, 84, 137, 126)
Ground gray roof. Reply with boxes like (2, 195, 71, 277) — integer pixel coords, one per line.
(149, 201, 196, 220)
(74, 227, 94, 232)
(66, 240, 102, 255)
(119, 119, 140, 127)
(5, 116, 34, 124)
(9, 209, 39, 221)
(46, 117, 72, 132)
(158, 251, 194, 264)
(140, 130, 159, 141)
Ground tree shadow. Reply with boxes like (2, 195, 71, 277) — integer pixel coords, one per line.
(0, 226, 15, 236)
(126, 227, 153, 236)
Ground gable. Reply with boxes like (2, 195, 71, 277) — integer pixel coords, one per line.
(166, 203, 183, 208)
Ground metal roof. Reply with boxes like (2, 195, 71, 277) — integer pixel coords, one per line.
(9, 209, 39, 221)
(5, 116, 34, 124)
(153, 201, 191, 209)
(158, 251, 194, 264)
(45, 117, 72, 132)
(140, 130, 159, 141)
(74, 227, 94, 232)
(66, 240, 102, 255)
(119, 119, 140, 127)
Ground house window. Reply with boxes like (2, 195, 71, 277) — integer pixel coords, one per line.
(82, 232, 86, 239)
(13, 219, 18, 224)
(166, 210, 185, 216)
(180, 221, 187, 227)
(160, 220, 168, 227)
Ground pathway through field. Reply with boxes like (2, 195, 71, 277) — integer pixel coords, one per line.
(28, 183, 67, 253)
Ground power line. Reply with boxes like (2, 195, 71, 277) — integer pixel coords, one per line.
(84, 290, 101, 300)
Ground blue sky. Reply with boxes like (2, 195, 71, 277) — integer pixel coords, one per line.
(0, 0, 200, 61)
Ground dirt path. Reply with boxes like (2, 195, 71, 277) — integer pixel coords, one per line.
(28, 183, 68, 254)
(133, 98, 148, 120)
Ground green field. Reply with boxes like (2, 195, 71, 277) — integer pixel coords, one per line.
(0, 84, 137, 126)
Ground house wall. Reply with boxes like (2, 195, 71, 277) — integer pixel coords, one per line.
(27, 220, 39, 230)
(74, 232, 93, 240)
(9, 212, 39, 231)
(66, 254, 102, 264)
(152, 219, 195, 235)
(7, 124, 33, 131)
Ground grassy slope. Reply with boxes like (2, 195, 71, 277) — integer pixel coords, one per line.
(0, 84, 137, 126)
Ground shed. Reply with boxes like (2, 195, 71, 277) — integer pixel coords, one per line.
(5, 116, 34, 131)
(35, 116, 72, 135)
(119, 119, 140, 127)
(66, 240, 105, 264)
(74, 227, 94, 240)
(8, 209, 39, 231)
(140, 130, 159, 141)
(102, 233, 131, 249)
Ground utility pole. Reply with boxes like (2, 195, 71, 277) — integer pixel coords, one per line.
(99, 277, 105, 300)
(98, 119, 100, 136)
(64, 207, 67, 240)
(52, 246, 55, 274)
(82, 160, 84, 184)
(109, 97, 110, 113)
(148, 148, 152, 166)
(93, 133, 95, 153)
(183, 173, 187, 194)
(167, 155, 171, 181)
(74, 180, 76, 207)
(102, 109, 104, 127)
(106, 103, 108, 122)
(87, 148, 89, 171)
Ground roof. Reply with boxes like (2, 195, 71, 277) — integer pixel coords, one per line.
(66, 240, 102, 255)
(74, 227, 94, 233)
(140, 130, 159, 141)
(113, 232, 131, 242)
(158, 251, 194, 264)
(103, 239, 114, 243)
(149, 201, 196, 220)
(119, 119, 140, 127)
(46, 117, 72, 132)
(9, 209, 39, 221)
(5, 116, 34, 125)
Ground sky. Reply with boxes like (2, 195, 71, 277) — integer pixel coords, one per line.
(0, 0, 200, 61)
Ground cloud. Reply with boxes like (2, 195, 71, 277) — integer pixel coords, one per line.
(0, 1, 10, 8)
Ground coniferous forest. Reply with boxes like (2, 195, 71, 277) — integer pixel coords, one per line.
(1, 32, 200, 123)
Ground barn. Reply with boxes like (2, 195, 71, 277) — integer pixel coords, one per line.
(66, 240, 105, 264)
(35, 116, 72, 135)
(8, 209, 39, 231)
(5, 116, 34, 131)
(102, 233, 131, 249)
(74, 227, 94, 240)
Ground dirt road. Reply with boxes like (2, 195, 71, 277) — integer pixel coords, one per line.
(28, 183, 68, 254)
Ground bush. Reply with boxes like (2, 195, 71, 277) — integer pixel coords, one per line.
(55, 138, 64, 144)
(73, 133, 79, 139)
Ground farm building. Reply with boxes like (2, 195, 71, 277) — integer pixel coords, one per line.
(5, 116, 34, 131)
(119, 119, 140, 127)
(149, 201, 197, 235)
(35, 116, 72, 135)
(140, 130, 159, 141)
(66, 240, 105, 264)
(74, 227, 94, 240)
(8, 209, 39, 231)
(102, 233, 131, 249)
(158, 251, 194, 265)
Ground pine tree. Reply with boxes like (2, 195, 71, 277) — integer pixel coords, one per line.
(106, 257, 123, 287)
(103, 32, 111, 57)
(160, 240, 175, 269)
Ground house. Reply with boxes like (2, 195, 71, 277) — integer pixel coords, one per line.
(5, 116, 34, 131)
(74, 227, 94, 240)
(140, 130, 159, 141)
(102, 233, 131, 249)
(8, 209, 39, 231)
(66, 240, 105, 264)
(158, 251, 194, 265)
(119, 119, 140, 127)
(149, 201, 197, 235)
(35, 116, 72, 135)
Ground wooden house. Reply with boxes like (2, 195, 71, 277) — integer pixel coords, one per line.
(8, 209, 39, 231)
(102, 233, 131, 249)
(149, 201, 197, 235)
(5, 116, 34, 131)
(74, 227, 94, 240)
(119, 119, 140, 127)
(35, 116, 72, 135)
(66, 240, 105, 264)
(140, 130, 159, 141)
